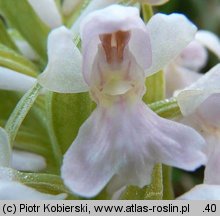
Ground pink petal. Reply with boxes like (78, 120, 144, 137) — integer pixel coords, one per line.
(165, 65, 202, 97)
(204, 135, 220, 185)
(196, 94, 220, 129)
(61, 107, 122, 198)
(62, 102, 206, 197)
(141, 103, 206, 170)
(178, 40, 208, 71)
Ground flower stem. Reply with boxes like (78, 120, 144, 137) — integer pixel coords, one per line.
(142, 3, 153, 22)
(162, 165, 174, 199)
(149, 97, 181, 119)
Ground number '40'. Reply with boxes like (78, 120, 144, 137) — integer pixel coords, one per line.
(205, 204, 216, 212)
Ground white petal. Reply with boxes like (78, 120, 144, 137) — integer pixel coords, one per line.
(0, 67, 36, 92)
(0, 167, 16, 181)
(28, 0, 62, 28)
(62, 102, 206, 198)
(176, 64, 220, 116)
(80, 5, 151, 83)
(196, 30, 220, 59)
(62, 0, 81, 16)
(204, 136, 220, 185)
(38, 26, 88, 93)
(0, 180, 67, 200)
(11, 150, 46, 172)
(140, 0, 169, 5)
(165, 64, 202, 97)
(178, 184, 220, 200)
(195, 94, 220, 128)
(0, 128, 11, 167)
(71, 0, 120, 34)
(178, 40, 208, 71)
(145, 13, 197, 75)
(13, 39, 39, 61)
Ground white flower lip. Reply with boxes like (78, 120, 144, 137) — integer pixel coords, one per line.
(61, 102, 206, 198)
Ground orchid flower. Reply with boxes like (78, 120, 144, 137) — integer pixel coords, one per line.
(0, 0, 170, 92)
(175, 64, 220, 200)
(165, 30, 220, 97)
(0, 127, 66, 199)
(35, 5, 206, 198)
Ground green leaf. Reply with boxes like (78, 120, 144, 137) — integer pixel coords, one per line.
(3, 167, 74, 197)
(0, 19, 18, 51)
(5, 82, 42, 144)
(47, 92, 93, 155)
(14, 107, 59, 174)
(0, 91, 21, 125)
(0, 90, 61, 174)
(17, 172, 69, 194)
(121, 164, 163, 199)
(0, 0, 50, 63)
(0, 44, 39, 76)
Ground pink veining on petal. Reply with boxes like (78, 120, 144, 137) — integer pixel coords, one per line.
(62, 100, 206, 197)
